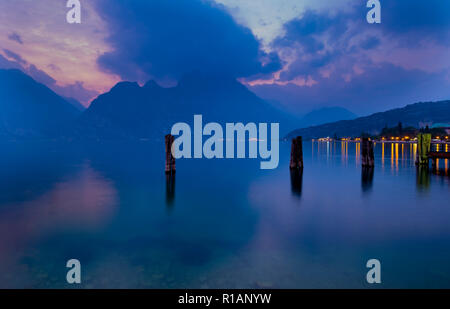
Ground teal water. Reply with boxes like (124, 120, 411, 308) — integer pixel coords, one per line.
(0, 140, 449, 288)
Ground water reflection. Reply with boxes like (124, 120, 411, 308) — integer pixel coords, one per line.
(0, 140, 449, 288)
(361, 167, 374, 194)
(313, 140, 450, 191)
(166, 173, 176, 207)
(395, 143, 399, 171)
(340, 141, 348, 167)
(355, 142, 360, 165)
(416, 166, 430, 190)
(0, 161, 118, 283)
(431, 164, 450, 177)
(290, 169, 303, 198)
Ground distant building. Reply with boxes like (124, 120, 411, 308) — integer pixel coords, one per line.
(431, 123, 450, 135)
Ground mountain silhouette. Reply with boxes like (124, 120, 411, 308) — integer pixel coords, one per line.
(286, 100, 450, 139)
(76, 72, 297, 139)
(6, 69, 446, 142)
(0, 69, 80, 138)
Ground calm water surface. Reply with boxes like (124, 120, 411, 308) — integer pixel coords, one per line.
(0, 140, 449, 288)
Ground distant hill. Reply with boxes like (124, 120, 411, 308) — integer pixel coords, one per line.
(0, 69, 81, 138)
(286, 100, 450, 140)
(300, 106, 357, 127)
(76, 72, 298, 139)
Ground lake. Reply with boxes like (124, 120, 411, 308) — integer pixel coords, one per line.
(0, 140, 449, 288)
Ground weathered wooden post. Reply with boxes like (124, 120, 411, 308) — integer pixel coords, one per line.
(165, 134, 176, 174)
(361, 137, 374, 167)
(290, 136, 303, 169)
(416, 133, 431, 165)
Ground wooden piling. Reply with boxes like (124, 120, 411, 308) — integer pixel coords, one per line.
(165, 134, 176, 174)
(416, 133, 431, 165)
(361, 137, 374, 167)
(290, 136, 303, 169)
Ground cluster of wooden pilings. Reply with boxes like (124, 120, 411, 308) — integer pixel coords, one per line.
(164, 132, 448, 200)
(289, 135, 375, 168)
(166, 133, 378, 175)
(416, 133, 431, 166)
(415, 133, 450, 168)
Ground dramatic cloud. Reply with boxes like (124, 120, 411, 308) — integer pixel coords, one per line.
(7, 32, 23, 44)
(247, 1, 450, 115)
(3, 49, 27, 65)
(95, 0, 281, 82)
(381, 0, 450, 43)
(0, 54, 21, 70)
(1, 0, 449, 113)
(0, 0, 118, 101)
(214, 0, 354, 46)
(0, 50, 98, 105)
(252, 63, 450, 116)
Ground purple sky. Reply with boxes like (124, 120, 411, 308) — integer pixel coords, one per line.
(0, 0, 449, 115)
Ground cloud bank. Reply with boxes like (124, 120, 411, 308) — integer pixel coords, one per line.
(95, 0, 281, 82)
(0, 51, 98, 105)
(248, 1, 450, 115)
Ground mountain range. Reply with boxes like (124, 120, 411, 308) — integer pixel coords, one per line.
(0, 69, 80, 138)
(75, 72, 297, 139)
(286, 100, 450, 140)
(1, 68, 449, 141)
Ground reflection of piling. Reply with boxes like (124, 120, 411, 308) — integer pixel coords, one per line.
(290, 136, 303, 170)
(431, 158, 437, 170)
(290, 169, 303, 197)
(166, 173, 176, 206)
(416, 133, 431, 165)
(165, 134, 176, 174)
(361, 138, 374, 167)
(416, 166, 430, 190)
(361, 166, 374, 193)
